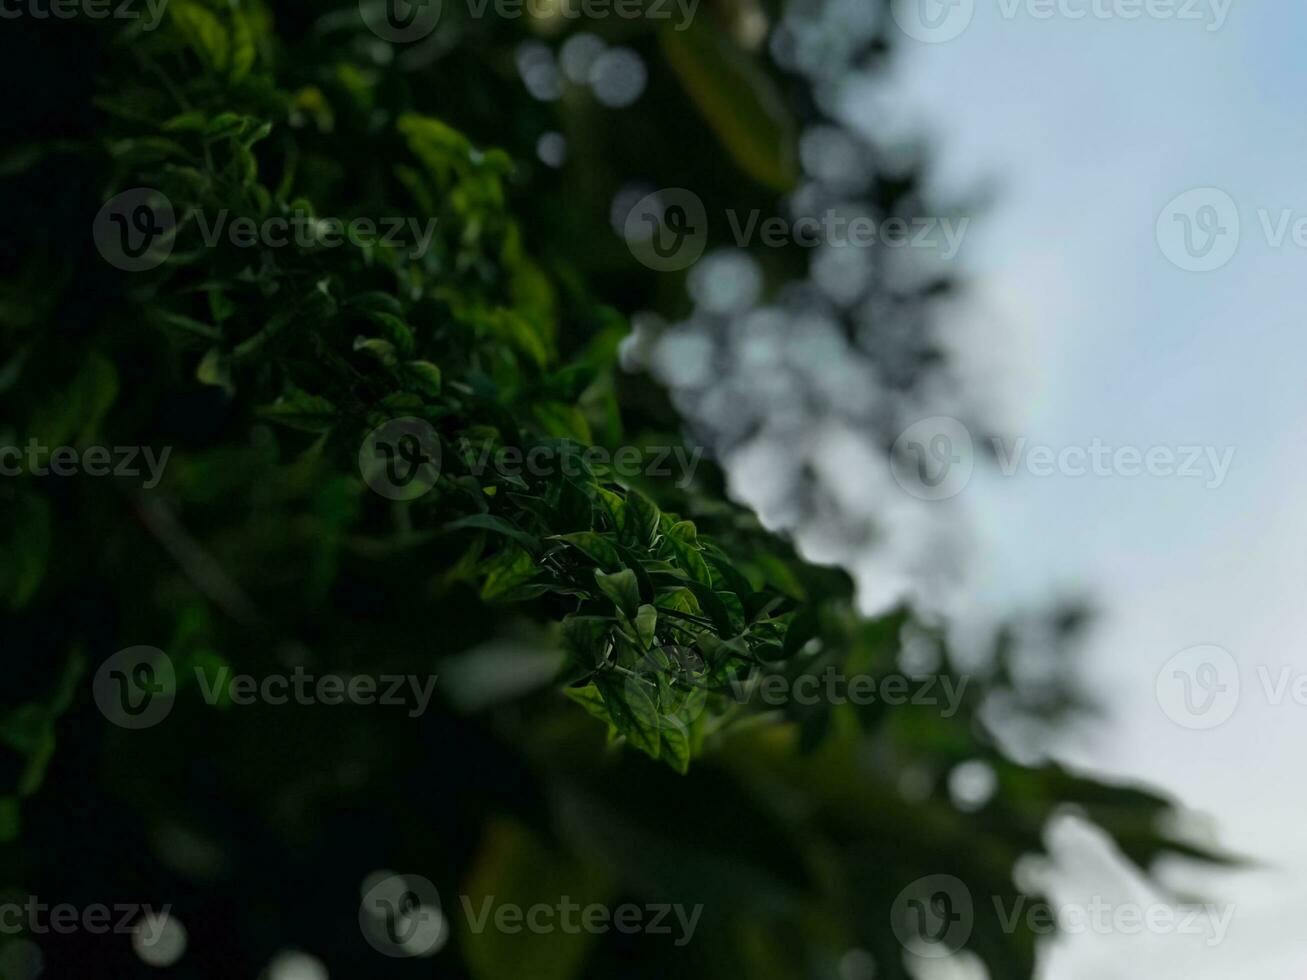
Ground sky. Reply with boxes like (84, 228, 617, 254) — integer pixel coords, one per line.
(878, 1, 1307, 975)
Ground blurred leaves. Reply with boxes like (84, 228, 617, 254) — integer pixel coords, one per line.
(660, 20, 797, 191)
(461, 820, 613, 980)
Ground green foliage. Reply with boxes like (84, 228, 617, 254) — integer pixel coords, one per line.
(0, 3, 1226, 977)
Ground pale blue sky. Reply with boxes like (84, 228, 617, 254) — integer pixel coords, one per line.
(881, 2, 1307, 975)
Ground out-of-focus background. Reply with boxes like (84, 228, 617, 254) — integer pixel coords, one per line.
(877, 1, 1306, 975)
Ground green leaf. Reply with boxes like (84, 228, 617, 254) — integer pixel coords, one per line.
(163, 111, 208, 132)
(707, 549, 760, 614)
(615, 544, 656, 605)
(0, 704, 48, 757)
(533, 402, 591, 444)
(561, 617, 612, 670)
(660, 717, 692, 775)
(153, 310, 223, 341)
(679, 580, 736, 638)
(29, 351, 119, 448)
(461, 820, 612, 980)
(346, 291, 406, 316)
(554, 476, 594, 532)
(783, 604, 821, 659)
(169, 0, 231, 74)
(597, 676, 661, 760)
(564, 683, 611, 722)
(659, 20, 796, 191)
(594, 568, 640, 618)
(552, 532, 622, 572)
(655, 587, 700, 616)
(352, 336, 398, 366)
(595, 486, 626, 530)
(241, 120, 273, 149)
(255, 387, 338, 433)
(228, 7, 257, 82)
(16, 731, 55, 798)
(665, 523, 713, 588)
(480, 545, 539, 601)
(364, 311, 416, 354)
(0, 491, 51, 610)
(196, 347, 233, 392)
(618, 488, 660, 547)
(665, 519, 699, 546)
(404, 360, 442, 395)
(635, 604, 659, 648)
(446, 513, 542, 554)
(204, 112, 248, 139)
